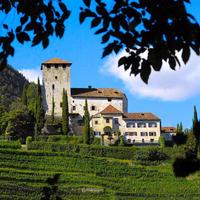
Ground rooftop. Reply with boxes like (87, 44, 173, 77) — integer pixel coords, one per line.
(71, 88, 125, 98)
(161, 127, 176, 133)
(100, 105, 122, 114)
(42, 58, 72, 65)
(123, 112, 160, 121)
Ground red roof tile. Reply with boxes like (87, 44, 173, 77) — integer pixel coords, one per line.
(42, 58, 71, 64)
(100, 105, 122, 114)
(161, 127, 176, 133)
(71, 88, 125, 98)
(123, 112, 160, 120)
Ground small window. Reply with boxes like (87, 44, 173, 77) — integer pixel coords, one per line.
(52, 84, 55, 90)
(138, 123, 146, 128)
(60, 102, 62, 108)
(132, 139, 135, 143)
(127, 139, 131, 143)
(108, 98, 112, 102)
(149, 132, 156, 136)
(150, 139, 154, 143)
(114, 118, 118, 124)
(141, 132, 148, 136)
(149, 122, 157, 127)
(55, 76, 58, 80)
(142, 139, 145, 143)
(106, 118, 110, 123)
(95, 120, 98, 125)
(73, 106, 76, 111)
(91, 106, 96, 111)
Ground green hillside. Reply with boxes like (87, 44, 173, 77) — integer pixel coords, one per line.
(0, 141, 200, 200)
(0, 65, 28, 109)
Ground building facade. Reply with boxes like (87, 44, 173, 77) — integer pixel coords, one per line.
(41, 58, 161, 143)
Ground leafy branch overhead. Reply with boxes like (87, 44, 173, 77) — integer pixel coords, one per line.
(0, 0, 70, 69)
(80, 0, 200, 83)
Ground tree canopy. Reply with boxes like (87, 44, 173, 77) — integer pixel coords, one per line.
(1, 0, 200, 83)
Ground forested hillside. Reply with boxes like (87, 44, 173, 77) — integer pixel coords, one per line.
(0, 65, 28, 109)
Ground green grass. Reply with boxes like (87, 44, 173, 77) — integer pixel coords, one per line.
(0, 143, 200, 199)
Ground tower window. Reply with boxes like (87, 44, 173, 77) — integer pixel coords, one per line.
(91, 106, 96, 111)
(52, 84, 55, 90)
(55, 76, 58, 80)
(73, 106, 76, 111)
(60, 102, 62, 108)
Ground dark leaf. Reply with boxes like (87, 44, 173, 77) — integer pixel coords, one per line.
(140, 60, 151, 84)
(59, 2, 68, 13)
(102, 43, 115, 57)
(3, 24, 8, 30)
(101, 33, 110, 43)
(118, 56, 127, 67)
(83, 0, 91, 7)
(182, 46, 190, 64)
(42, 38, 49, 49)
(95, 28, 107, 34)
(168, 56, 176, 70)
(79, 12, 86, 24)
(16, 32, 30, 44)
(91, 18, 101, 28)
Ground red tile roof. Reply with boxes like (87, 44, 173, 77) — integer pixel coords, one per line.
(71, 88, 125, 98)
(123, 112, 160, 120)
(42, 58, 71, 64)
(161, 127, 176, 133)
(100, 105, 122, 114)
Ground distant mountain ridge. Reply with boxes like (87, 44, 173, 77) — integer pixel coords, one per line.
(0, 65, 28, 108)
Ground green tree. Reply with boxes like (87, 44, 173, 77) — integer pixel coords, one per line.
(21, 84, 28, 106)
(84, 99, 90, 145)
(62, 89, 69, 135)
(159, 136, 166, 148)
(185, 132, 197, 159)
(51, 96, 55, 124)
(35, 78, 44, 133)
(192, 106, 200, 146)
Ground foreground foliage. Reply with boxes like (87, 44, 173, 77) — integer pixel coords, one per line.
(1, 141, 200, 199)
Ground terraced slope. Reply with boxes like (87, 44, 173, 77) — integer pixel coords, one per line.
(0, 146, 200, 200)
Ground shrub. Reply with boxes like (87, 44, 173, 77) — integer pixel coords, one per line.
(159, 136, 166, 148)
(26, 136, 32, 146)
(0, 140, 21, 149)
(92, 137, 101, 145)
(134, 149, 169, 162)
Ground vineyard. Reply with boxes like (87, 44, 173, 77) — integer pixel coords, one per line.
(0, 141, 200, 200)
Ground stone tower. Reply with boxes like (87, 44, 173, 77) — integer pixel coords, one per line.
(41, 58, 71, 117)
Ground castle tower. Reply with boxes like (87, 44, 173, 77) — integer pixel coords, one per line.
(41, 58, 71, 117)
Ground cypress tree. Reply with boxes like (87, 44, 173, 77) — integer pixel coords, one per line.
(35, 78, 44, 133)
(192, 106, 200, 146)
(84, 99, 90, 144)
(62, 89, 69, 135)
(22, 84, 28, 106)
(51, 96, 55, 124)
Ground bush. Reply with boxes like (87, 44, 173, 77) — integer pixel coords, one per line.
(159, 136, 166, 148)
(0, 140, 21, 149)
(134, 149, 169, 162)
(47, 135, 83, 144)
(26, 136, 32, 146)
(92, 137, 101, 145)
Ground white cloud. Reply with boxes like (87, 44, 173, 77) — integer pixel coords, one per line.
(101, 50, 200, 101)
(19, 68, 42, 83)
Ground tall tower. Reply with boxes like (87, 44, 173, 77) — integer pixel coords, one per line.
(41, 58, 71, 117)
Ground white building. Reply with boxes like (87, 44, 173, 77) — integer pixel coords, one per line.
(161, 127, 176, 141)
(41, 58, 161, 143)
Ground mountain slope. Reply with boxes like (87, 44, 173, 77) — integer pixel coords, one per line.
(0, 65, 28, 108)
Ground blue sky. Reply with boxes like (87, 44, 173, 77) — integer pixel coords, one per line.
(6, 0, 200, 129)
